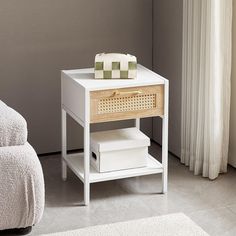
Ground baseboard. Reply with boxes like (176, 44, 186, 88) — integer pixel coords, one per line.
(228, 154, 236, 168)
(38, 148, 83, 157)
(38, 140, 181, 160)
(150, 139, 181, 159)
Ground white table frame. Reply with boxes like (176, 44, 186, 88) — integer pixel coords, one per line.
(61, 65, 169, 206)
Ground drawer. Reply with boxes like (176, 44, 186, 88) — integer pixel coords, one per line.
(90, 85, 164, 123)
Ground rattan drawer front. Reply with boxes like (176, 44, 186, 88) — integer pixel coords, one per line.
(90, 85, 164, 123)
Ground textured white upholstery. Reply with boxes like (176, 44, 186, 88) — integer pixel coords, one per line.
(0, 100, 27, 147)
(0, 101, 44, 230)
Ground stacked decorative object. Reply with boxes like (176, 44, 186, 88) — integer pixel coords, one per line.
(94, 53, 137, 79)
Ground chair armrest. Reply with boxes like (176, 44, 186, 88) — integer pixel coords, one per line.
(0, 100, 27, 147)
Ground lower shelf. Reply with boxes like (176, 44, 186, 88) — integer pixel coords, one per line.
(63, 153, 163, 183)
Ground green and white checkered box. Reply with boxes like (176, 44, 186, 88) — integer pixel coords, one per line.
(94, 53, 137, 79)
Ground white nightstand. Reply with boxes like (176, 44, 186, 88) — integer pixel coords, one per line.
(61, 64, 169, 205)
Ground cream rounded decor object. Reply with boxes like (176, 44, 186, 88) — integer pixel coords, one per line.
(94, 53, 137, 79)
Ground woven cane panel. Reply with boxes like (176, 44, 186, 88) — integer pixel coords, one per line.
(97, 94, 156, 114)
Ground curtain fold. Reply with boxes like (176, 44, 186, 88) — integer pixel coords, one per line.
(181, 0, 232, 179)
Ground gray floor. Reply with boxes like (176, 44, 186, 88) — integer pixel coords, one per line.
(31, 143, 236, 236)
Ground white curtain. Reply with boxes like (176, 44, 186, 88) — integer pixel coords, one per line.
(181, 0, 232, 179)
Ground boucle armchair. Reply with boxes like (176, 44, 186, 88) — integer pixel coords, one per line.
(0, 100, 44, 234)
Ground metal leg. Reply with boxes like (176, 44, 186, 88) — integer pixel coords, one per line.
(135, 118, 140, 129)
(162, 81, 169, 193)
(62, 109, 67, 181)
(135, 118, 141, 182)
(84, 122, 90, 205)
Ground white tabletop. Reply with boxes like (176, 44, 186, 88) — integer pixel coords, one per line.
(62, 64, 166, 91)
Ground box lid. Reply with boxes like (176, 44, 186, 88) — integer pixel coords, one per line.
(90, 127, 150, 152)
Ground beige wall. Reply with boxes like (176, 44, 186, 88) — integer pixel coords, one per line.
(229, 1, 236, 167)
(0, 0, 153, 154)
(152, 0, 183, 157)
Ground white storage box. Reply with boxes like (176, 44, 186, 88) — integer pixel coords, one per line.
(90, 127, 150, 173)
